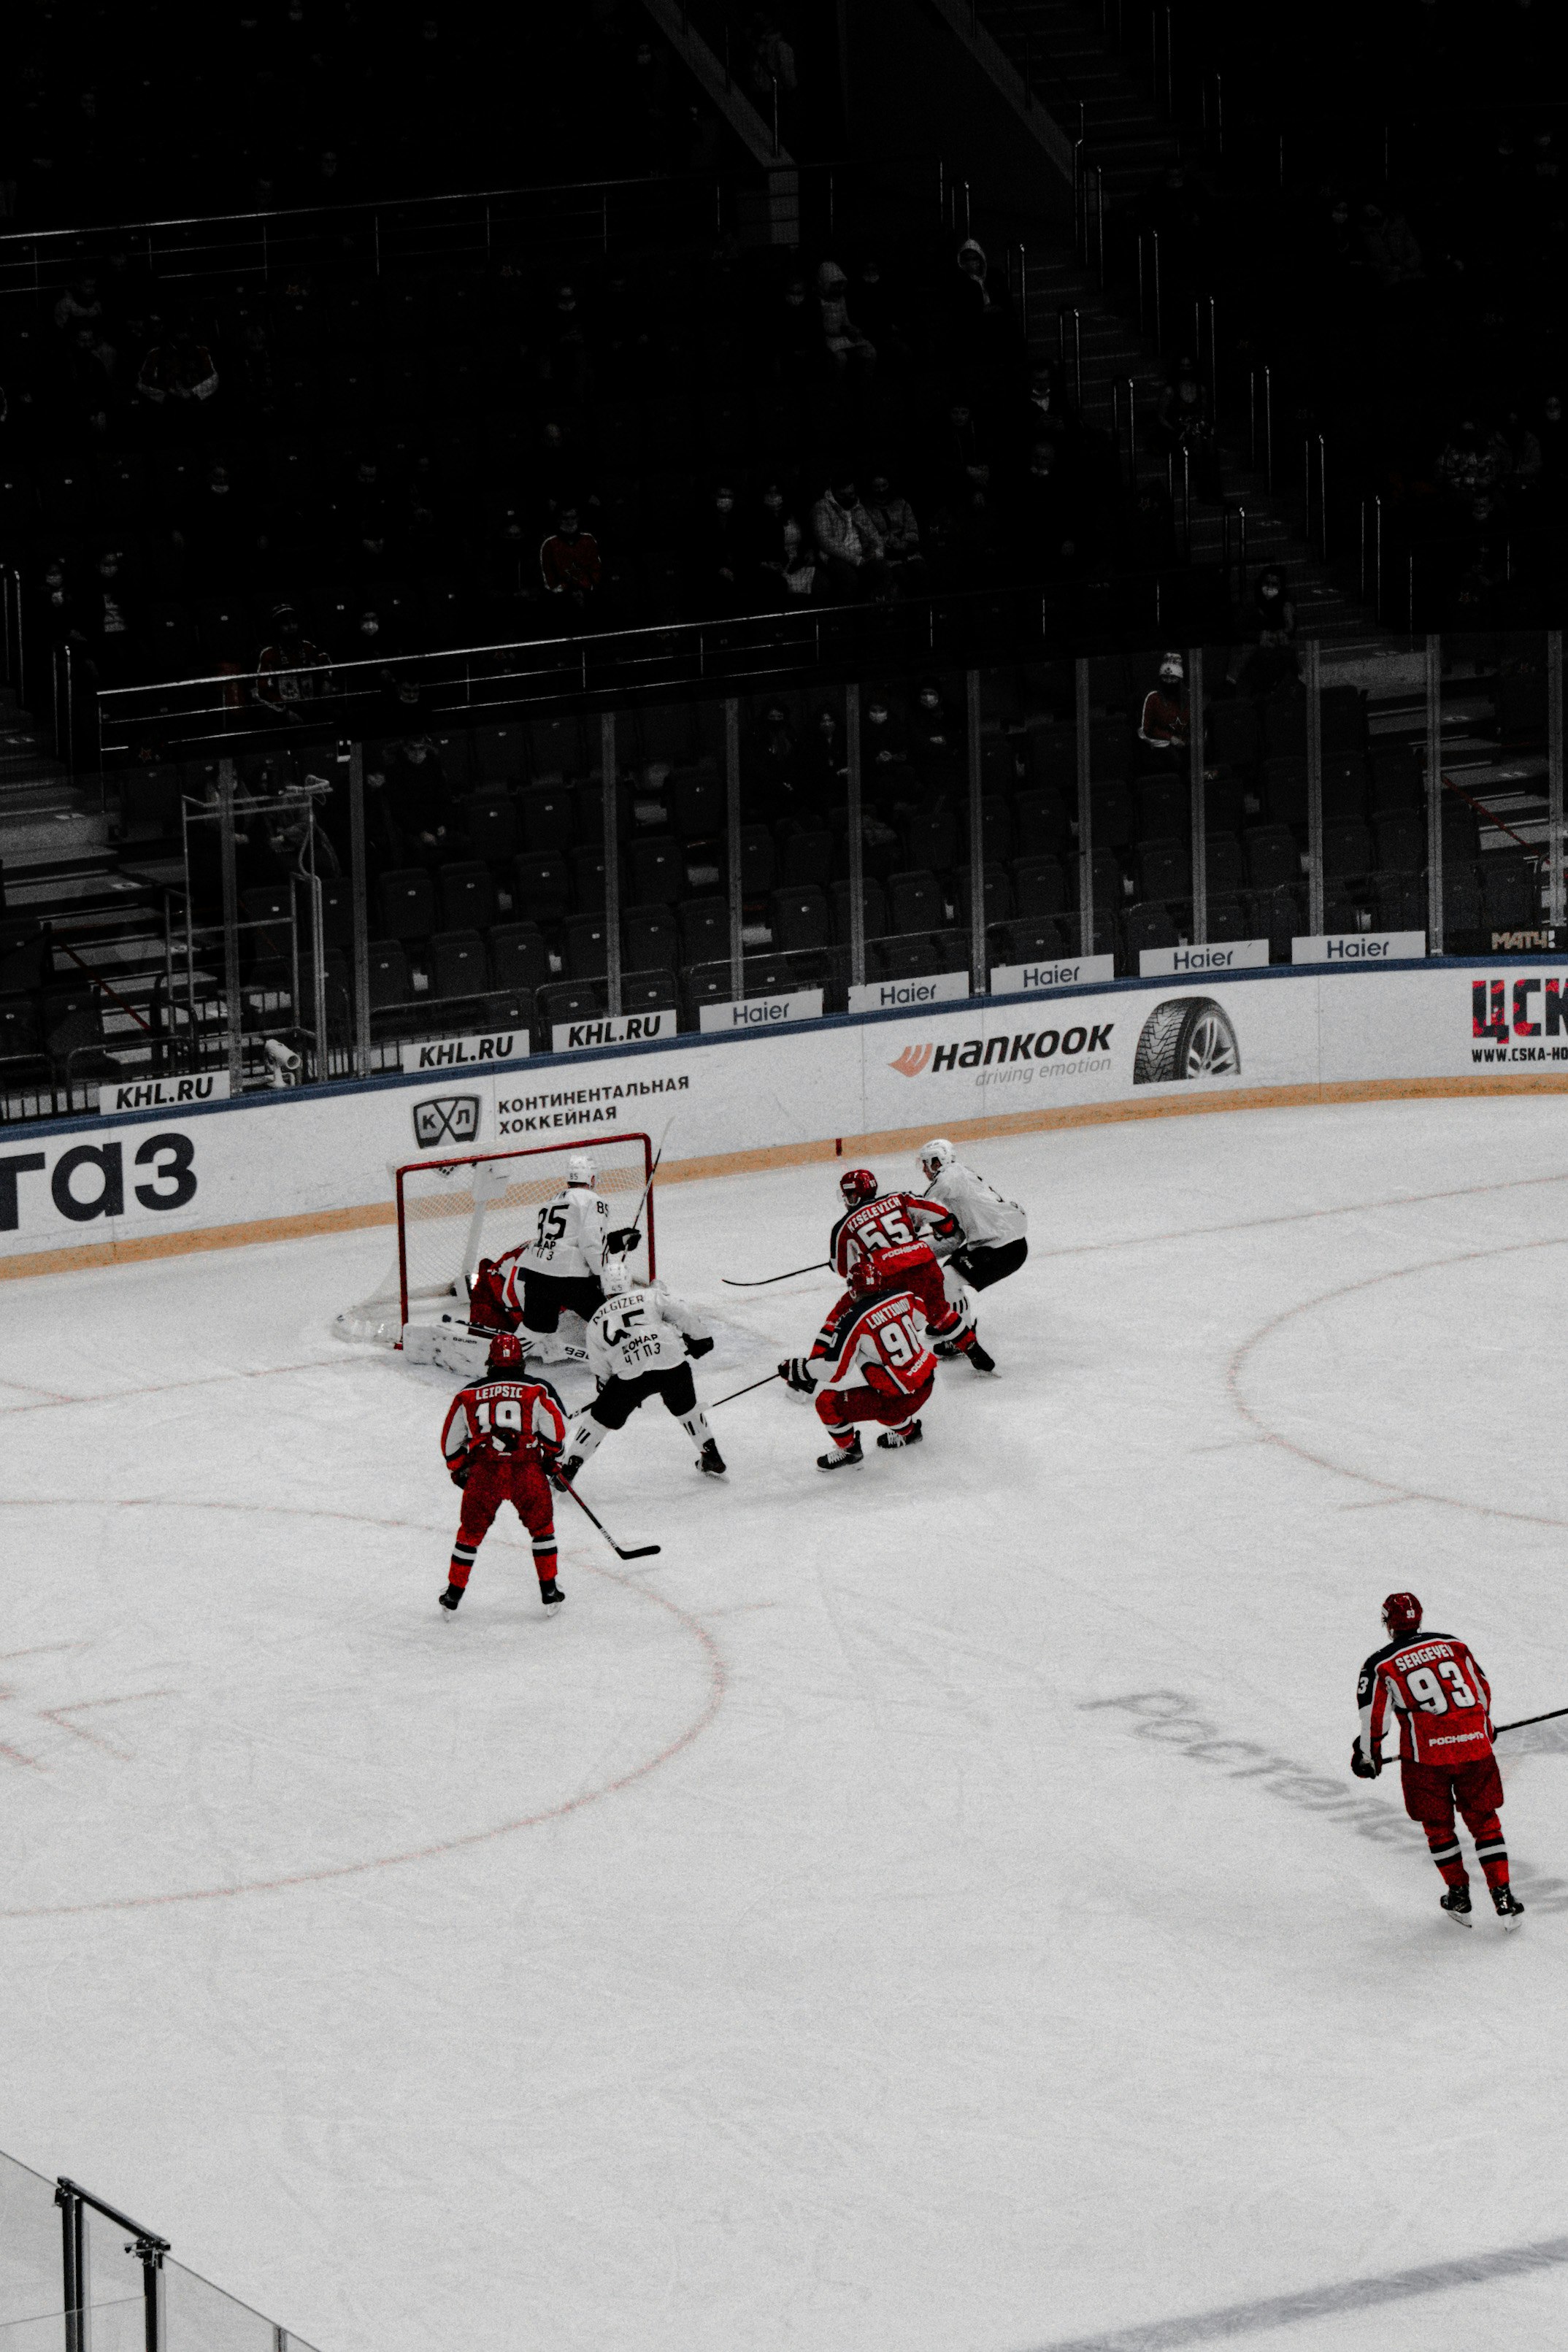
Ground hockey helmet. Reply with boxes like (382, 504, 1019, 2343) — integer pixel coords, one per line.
(839, 1166, 878, 1207)
(599, 1259, 631, 1296)
(848, 1250, 891, 1298)
(565, 1153, 596, 1187)
(919, 1136, 956, 1177)
(1382, 1591, 1423, 1637)
(487, 1330, 526, 1372)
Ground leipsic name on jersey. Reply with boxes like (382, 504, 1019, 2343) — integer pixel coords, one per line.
(442, 1377, 566, 1469)
(830, 1191, 955, 1278)
(1358, 1632, 1494, 1769)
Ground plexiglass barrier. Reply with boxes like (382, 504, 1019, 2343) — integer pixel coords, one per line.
(0, 2153, 316, 2352)
(2, 627, 1564, 1123)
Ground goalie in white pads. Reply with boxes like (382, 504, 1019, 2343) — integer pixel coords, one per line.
(561, 1264, 726, 1480)
(915, 1139, 1026, 1351)
(468, 1153, 641, 1361)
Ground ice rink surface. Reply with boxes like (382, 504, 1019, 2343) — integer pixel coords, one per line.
(4, 1096, 1568, 2352)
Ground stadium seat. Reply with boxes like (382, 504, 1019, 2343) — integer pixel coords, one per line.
(571, 845, 607, 912)
(1012, 791, 1069, 856)
(769, 886, 831, 953)
(512, 853, 572, 924)
(1124, 902, 1178, 960)
(1321, 820, 1373, 880)
(1245, 826, 1301, 891)
(629, 837, 685, 905)
(731, 825, 776, 896)
(672, 769, 723, 840)
(623, 904, 680, 973)
(953, 864, 1012, 927)
(565, 915, 610, 980)
(377, 868, 437, 941)
(464, 791, 518, 864)
(679, 897, 729, 963)
(1204, 834, 1248, 895)
(1483, 854, 1538, 933)
(1012, 857, 1068, 919)
(1262, 756, 1307, 826)
(1321, 756, 1369, 820)
(438, 861, 496, 931)
(430, 930, 488, 1001)
(888, 870, 946, 935)
(1136, 777, 1187, 842)
(520, 781, 576, 854)
(1001, 918, 1067, 964)
(1090, 778, 1135, 849)
(1135, 839, 1191, 899)
(367, 941, 411, 1015)
(1208, 699, 1260, 769)
(780, 829, 833, 888)
(489, 923, 551, 995)
(830, 877, 888, 942)
(902, 809, 959, 871)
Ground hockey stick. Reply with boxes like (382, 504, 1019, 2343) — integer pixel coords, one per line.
(1494, 1705, 1568, 1734)
(707, 1369, 784, 1410)
(554, 1472, 661, 1561)
(721, 1260, 830, 1288)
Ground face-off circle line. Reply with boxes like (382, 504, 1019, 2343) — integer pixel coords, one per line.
(1228, 1233, 1568, 1529)
(0, 1495, 726, 1921)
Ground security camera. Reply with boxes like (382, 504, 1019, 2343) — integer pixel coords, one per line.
(264, 1037, 303, 1086)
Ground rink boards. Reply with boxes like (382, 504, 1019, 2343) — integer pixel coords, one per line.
(4, 954, 1568, 1275)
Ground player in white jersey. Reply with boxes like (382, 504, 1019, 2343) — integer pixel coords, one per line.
(917, 1139, 1027, 1286)
(560, 1264, 726, 1478)
(469, 1154, 641, 1362)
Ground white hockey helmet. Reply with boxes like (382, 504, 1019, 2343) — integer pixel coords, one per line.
(565, 1153, 595, 1187)
(919, 1136, 956, 1176)
(600, 1258, 631, 1296)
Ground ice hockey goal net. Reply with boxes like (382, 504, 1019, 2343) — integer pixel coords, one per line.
(335, 1132, 656, 1345)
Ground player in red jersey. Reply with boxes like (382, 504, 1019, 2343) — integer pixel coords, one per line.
(779, 1256, 937, 1468)
(438, 1331, 569, 1613)
(1351, 1591, 1524, 1927)
(823, 1166, 996, 1374)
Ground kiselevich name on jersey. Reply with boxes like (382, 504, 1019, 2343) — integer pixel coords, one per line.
(496, 1072, 689, 1138)
(413, 1094, 481, 1148)
(890, 1023, 1114, 1084)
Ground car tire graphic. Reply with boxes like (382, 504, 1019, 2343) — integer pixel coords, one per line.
(1132, 995, 1241, 1084)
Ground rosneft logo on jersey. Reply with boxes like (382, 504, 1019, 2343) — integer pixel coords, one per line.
(413, 1095, 481, 1148)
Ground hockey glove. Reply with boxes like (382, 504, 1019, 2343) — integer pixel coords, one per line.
(685, 1334, 715, 1359)
(450, 1453, 473, 1489)
(605, 1226, 642, 1256)
(1350, 1740, 1381, 1780)
(779, 1356, 818, 1394)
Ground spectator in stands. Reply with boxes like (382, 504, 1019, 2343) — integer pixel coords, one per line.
(1231, 566, 1298, 696)
(853, 260, 908, 369)
(1360, 201, 1423, 288)
(801, 705, 848, 813)
(383, 735, 460, 867)
(1155, 363, 1218, 500)
(815, 261, 875, 376)
(940, 401, 991, 509)
(53, 274, 102, 334)
(948, 239, 1019, 401)
(811, 477, 888, 600)
(1137, 653, 1189, 758)
(864, 472, 923, 589)
(135, 326, 219, 419)
(908, 680, 960, 791)
(255, 601, 327, 720)
(747, 12, 796, 137)
(745, 702, 820, 826)
(1015, 439, 1085, 578)
(746, 481, 815, 604)
(691, 483, 745, 612)
(863, 691, 910, 783)
(63, 320, 116, 434)
(539, 506, 602, 614)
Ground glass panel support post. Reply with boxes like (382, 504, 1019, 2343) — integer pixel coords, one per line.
(602, 712, 621, 1018)
(966, 670, 985, 991)
(1549, 630, 1564, 931)
(725, 699, 743, 1002)
(845, 683, 865, 992)
(347, 739, 370, 1075)
(1075, 658, 1094, 959)
(1188, 645, 1207, 942)
(217, 757, 242, 1091)
(1304, 637, 1324, 937)
(1425, 634, 1444, 954)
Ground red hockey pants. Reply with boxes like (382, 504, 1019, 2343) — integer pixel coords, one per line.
(1401, 1755, 1510, 1888)
(450, 1456, 558, 1588)
(815, 1371, 934, 1445)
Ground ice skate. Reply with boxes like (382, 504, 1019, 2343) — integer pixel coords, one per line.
(1439, 1885, 1472, 1926)
(930, 1337, 958, 1360)
(438, 1583, 464, 1613)
(876, 1420, 923, 1450)
(963, 1339, 996, 1375)
(817, 1435, 864, 1469)
(698, 1439, 726, 1476)
(557, 1455, 583, 1484)
(539, 1579, 564, 1612)
(1491, 1885, 1524, 1929)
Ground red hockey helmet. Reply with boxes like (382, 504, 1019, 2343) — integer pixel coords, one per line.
(487, 1330, 526, 1372)
(848, 1252, 889, 1298)
(1382, 1591, 1423, 1637)
(839, 1166, 878, 1207)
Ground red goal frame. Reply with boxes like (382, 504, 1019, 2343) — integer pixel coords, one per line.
(391, 1131, 656, 1341)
